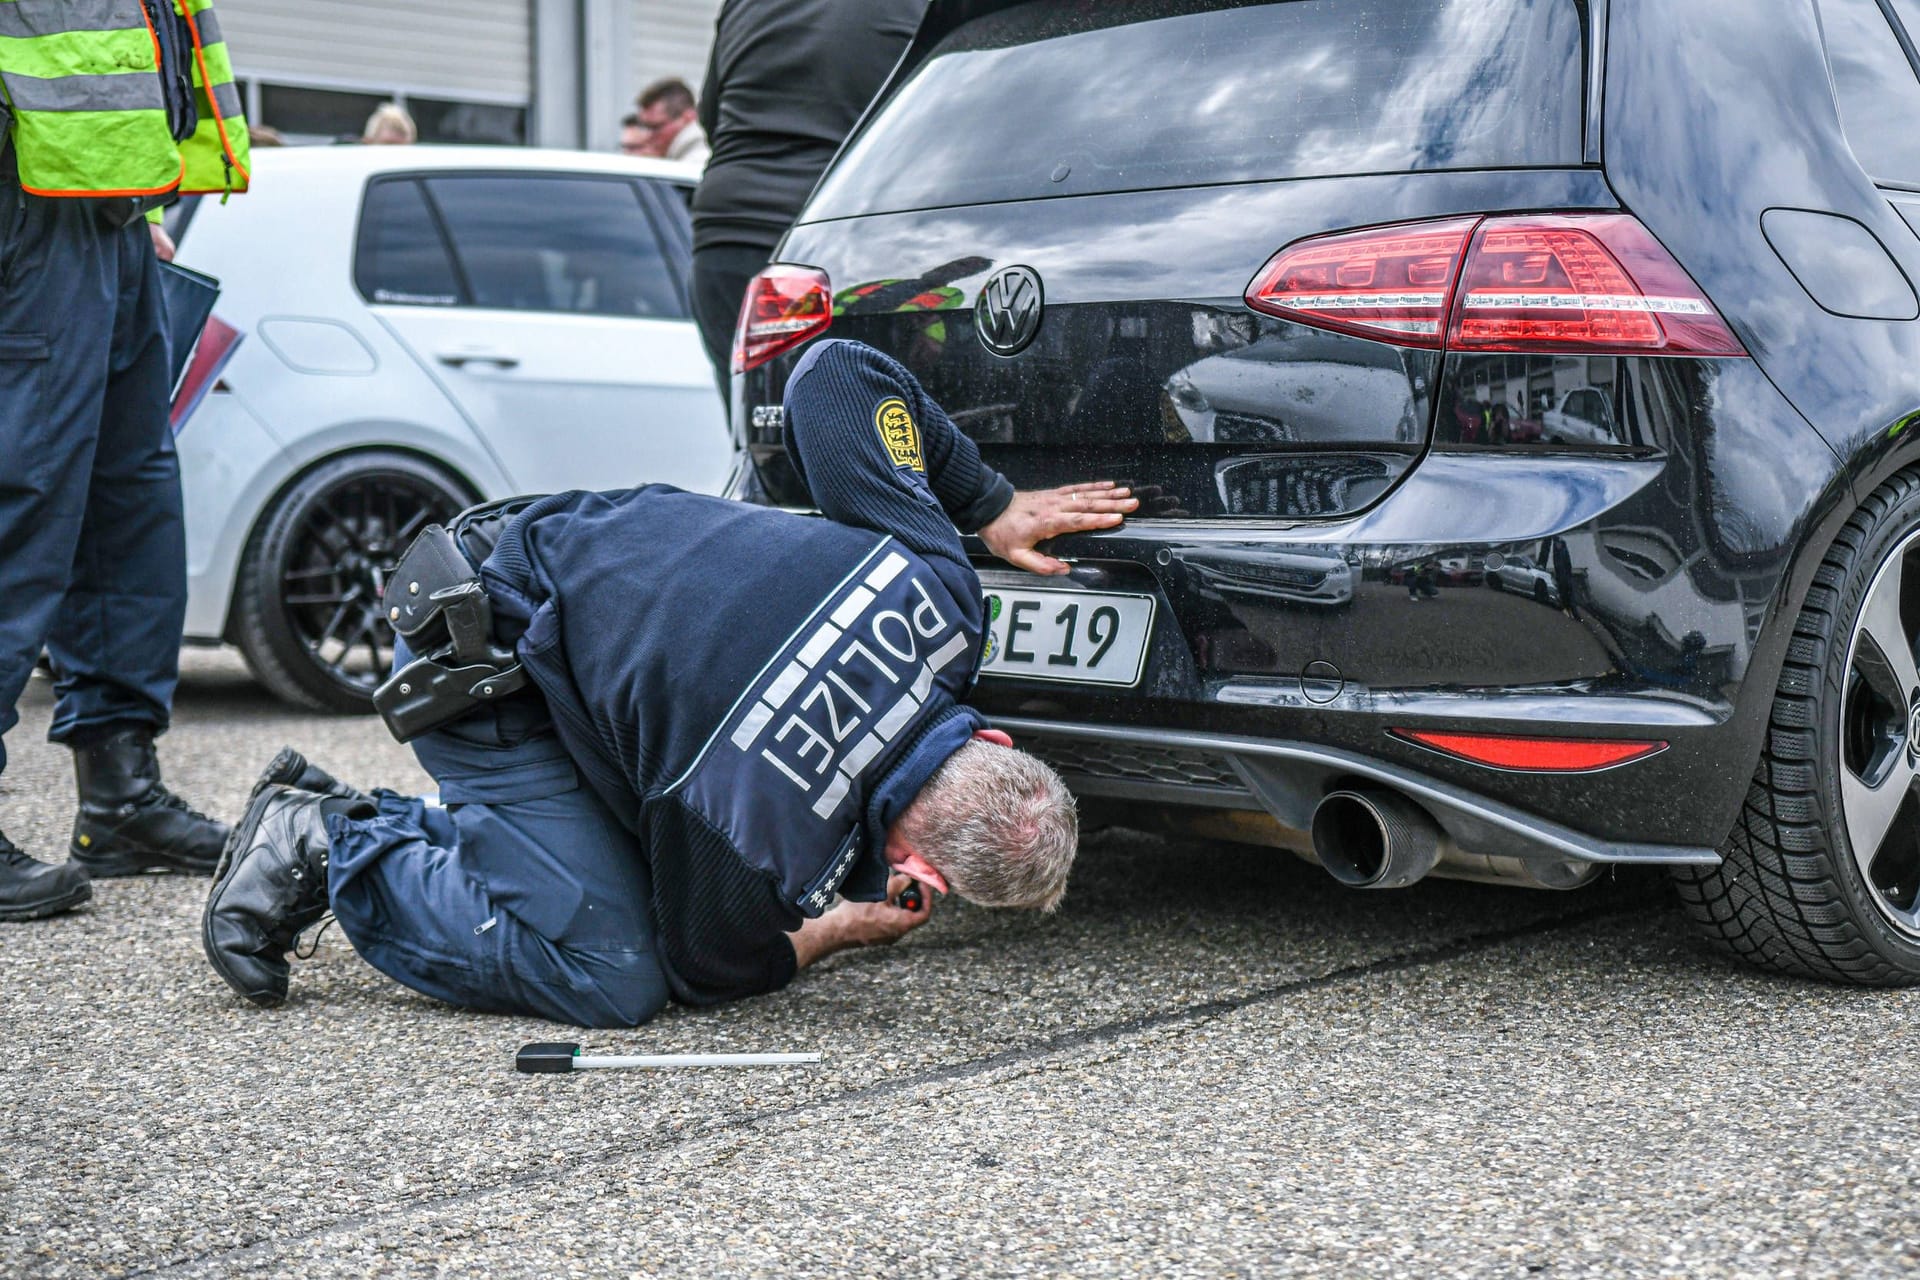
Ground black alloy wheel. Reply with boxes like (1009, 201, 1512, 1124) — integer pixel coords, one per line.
(234, 452, 473, 713)
(1672, 470, 1920, 984)
(1835, 528, 1920, 937)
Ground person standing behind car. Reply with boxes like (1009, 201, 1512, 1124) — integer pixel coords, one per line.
(362, 102, 417, 146)
(690, 0, 923, 405)
(0, 0, 248, 922)
(633, 78, 710, 166)
(619, 113, 652, 157)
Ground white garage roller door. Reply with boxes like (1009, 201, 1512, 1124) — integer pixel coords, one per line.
(632, 0, 723, 98)
(217, 0, 534, 103)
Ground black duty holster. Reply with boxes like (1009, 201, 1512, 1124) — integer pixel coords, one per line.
(371, 524, 527, 743)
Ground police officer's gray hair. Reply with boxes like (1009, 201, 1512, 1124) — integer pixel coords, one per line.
(901, 742, 1077, 912)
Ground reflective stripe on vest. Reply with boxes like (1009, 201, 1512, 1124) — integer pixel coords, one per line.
(0, 0, 248, 197)
(0, 0, 138, 39)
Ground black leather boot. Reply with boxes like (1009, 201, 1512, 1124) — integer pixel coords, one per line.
(0, 830, 91, 922)
(69, 726, 230, 877)
(203, 785, 372, 1007)
(253, 747, 370, 808)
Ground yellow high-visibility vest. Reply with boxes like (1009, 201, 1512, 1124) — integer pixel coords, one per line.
(0, 0, 250, 198)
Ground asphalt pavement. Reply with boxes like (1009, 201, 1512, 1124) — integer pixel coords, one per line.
(2, 650, 1916, 1278)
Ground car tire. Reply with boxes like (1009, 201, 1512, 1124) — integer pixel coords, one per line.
(1671, 469, 1920, 985)
(234, 451, 475, 713)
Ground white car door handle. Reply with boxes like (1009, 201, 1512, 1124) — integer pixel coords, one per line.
(437, 349, 520, 369)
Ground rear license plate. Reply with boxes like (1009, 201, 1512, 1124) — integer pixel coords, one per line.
(980, 585, 1155, 687)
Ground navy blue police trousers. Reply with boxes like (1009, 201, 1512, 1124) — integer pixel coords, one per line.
(0, 150, 184, 777)
(326, 646, 670, 1027)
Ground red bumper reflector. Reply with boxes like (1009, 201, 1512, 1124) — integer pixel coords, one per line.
(1390, 729, 1667, 772)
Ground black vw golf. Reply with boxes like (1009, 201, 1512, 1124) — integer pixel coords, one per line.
(730, 0, 1920, 985)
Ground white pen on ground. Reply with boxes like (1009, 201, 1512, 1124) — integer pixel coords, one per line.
(515, 1041, 822, 1073)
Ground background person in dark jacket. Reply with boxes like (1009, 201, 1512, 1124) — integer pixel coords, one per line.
(690, 0, 924, 403)
(202, 341, 1136, 1026)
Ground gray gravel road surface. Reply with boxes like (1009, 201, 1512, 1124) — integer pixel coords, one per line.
(2, 651, 1915, 1278)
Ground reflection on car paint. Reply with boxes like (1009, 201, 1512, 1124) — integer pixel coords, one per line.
(1055, 361, 1801, 716)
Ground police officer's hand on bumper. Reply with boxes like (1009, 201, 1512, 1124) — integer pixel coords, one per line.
(979, 482, 1138, 576)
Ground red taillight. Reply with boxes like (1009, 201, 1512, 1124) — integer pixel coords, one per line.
(733, 264, 833, 373)
(1391, 728, 1667, 773)
(1247, 213, 1744, 357)
(1449, 215, 1745, 356)
(1244, 218, 1477, 349)
(168, 314, 244, 436)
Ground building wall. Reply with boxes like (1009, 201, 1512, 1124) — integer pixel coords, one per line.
(217, 0, 535, 101)
(215, 0, 721, 149)
(632, 0, 725, 105)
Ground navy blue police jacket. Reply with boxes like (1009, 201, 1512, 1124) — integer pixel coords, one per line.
(475, 341, 1016, 1007)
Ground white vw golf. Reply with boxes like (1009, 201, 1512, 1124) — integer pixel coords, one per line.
(170, 145, 729, 711)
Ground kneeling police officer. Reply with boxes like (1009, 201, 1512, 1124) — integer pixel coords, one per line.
(201, 341, 1136, 1025)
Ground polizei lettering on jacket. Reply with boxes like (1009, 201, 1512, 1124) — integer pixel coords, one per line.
(671, 541, 978, 913)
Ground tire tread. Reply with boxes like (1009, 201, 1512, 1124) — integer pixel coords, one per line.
(1671, 470, 1920, 987)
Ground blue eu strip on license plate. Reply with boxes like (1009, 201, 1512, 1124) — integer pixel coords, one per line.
(979, 585, 1155, 687)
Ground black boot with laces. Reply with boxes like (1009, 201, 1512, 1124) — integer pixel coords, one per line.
(203, 784, 374, 1007)
(69, 725, 230, 877)
(0, 829, 91, 922)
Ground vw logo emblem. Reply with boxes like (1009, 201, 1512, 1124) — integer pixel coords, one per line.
(1909, 702, 1920, 746)
(975, 265, 1044, 356)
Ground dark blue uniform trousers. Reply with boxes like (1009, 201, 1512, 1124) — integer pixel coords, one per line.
(0, 151, 183, 777)
(325, 673, 671, 1028)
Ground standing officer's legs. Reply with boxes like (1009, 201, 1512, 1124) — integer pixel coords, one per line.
(49, 207, 226, 879)
(0, 155, 226, 917)
(0, 164, 113, 918)
(39, 211, 183, 739)
(205, 693, 670, 1028)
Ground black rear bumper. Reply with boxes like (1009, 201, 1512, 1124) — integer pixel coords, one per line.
(746, 351, 1846, 861)
(956, 353, 1847, 857)
(993, 715, 1718, 879)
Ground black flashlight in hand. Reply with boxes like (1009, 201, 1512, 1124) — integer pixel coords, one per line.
(896, 880, 925, 912)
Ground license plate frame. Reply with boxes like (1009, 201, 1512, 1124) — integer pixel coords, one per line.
(979, 583, 1156, 688)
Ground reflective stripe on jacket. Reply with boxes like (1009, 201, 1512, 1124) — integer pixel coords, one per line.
(0, 0, 250, 197)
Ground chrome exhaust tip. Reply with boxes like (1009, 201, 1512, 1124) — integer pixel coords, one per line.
(1310, 786, 1443, 890)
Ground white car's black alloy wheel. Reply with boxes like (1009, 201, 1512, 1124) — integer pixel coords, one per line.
(234, 452, 472, 713)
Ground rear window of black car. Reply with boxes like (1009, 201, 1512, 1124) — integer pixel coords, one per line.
(1818, 0, 1920, 184)
(806, 0, 1587, 221)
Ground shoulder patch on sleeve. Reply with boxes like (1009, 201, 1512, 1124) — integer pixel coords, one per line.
(874, 397, 924, 473)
